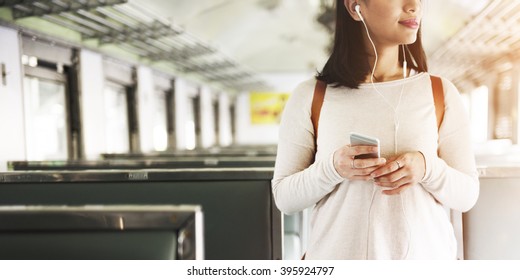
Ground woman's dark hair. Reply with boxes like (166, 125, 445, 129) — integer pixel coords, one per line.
(316, 0, 428, 88)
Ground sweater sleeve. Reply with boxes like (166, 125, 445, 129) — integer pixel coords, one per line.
(271, 80, 344, 215)
(420, 77, 480, 212)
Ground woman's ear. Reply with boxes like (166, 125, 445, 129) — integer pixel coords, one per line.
(344, 0, 362, 21)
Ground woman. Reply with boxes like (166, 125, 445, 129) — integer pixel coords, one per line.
(272, 0, 479, 259)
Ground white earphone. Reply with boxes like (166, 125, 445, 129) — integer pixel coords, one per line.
(354, 3, 407, 78)
(402, 47, 407, 78)
(354, 2, 410, 260)
(355, 4, 362, 19)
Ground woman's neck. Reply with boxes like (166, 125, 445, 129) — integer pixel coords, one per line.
(364, 45, 404, 83)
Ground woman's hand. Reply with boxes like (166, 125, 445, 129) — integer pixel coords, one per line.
(333, 145, 387, 181)
(370, 151, 426, 195)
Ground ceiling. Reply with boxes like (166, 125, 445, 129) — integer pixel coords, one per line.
(128, 0, 490, 73)
(4, 0, 516, 92)
(429, 0, 520, 90)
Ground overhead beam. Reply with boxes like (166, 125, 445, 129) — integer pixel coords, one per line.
(0, 0, 128, 19)
(181, 61, 235, 73)
(147, 44, 216, 62)
(0, 0, 269, 92)
(86, 20, 181, 44)
(430, 0, 520, 85)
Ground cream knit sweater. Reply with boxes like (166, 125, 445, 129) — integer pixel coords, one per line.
(272, 73, 479, 259)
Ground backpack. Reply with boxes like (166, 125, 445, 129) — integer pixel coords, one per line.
(310, 75, 445, 148)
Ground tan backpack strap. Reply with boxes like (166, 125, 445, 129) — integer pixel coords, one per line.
(311, 80, 327, 143)
(430, 75, 445, 131)
(312, 77, 443, 133)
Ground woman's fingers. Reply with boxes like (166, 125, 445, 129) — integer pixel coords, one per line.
(333, 146, 428, 185)
(351, 157, 386, 169)
(370, 159, 402, 178)
(346, 145, 379, 157)
(369, 152, 426, 195)
(382, 183, 414, 195)
(333, 144, 387, 179)
(374, 174, 409, 188)
(334, 159, 382, 178)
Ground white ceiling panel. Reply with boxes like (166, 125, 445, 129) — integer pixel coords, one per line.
(129, 0, 488, 73)
(8, 0, 515, 91)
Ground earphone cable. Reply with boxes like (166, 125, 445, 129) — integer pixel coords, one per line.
(359, 9, 411, 260)
(360, 17, 405, 154)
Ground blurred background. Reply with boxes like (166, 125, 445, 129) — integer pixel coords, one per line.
(0, 0, 519, 260)
(1, 0, 519, 160)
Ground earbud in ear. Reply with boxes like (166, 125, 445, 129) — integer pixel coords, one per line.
(402, 45, 408, 78)
(354, 4, 364, 21)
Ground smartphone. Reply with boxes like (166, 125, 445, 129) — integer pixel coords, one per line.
(349, 132, 380, 159)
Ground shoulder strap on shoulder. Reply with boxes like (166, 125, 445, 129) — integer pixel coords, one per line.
(430, 75, 445, 131)
(310, 76, 445, 142)
(311, 80, 327, 143)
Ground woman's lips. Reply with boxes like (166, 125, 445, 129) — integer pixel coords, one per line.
(399, 18, 420, 29)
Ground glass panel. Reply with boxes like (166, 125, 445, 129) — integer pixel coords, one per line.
(23, 76, 68, 160)
(470, 86, 489, 143)
(213, 100, 219, 146)
(494, 72, 513, 139)
(153, 90, 168, 151)
(104, 82, 130, 153)
(185, 98, 196, 150)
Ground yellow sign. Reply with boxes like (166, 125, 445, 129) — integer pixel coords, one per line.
(250, 92, 290, 124)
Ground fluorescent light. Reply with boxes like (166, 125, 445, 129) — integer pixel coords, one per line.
(28, 56, 38, 67)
